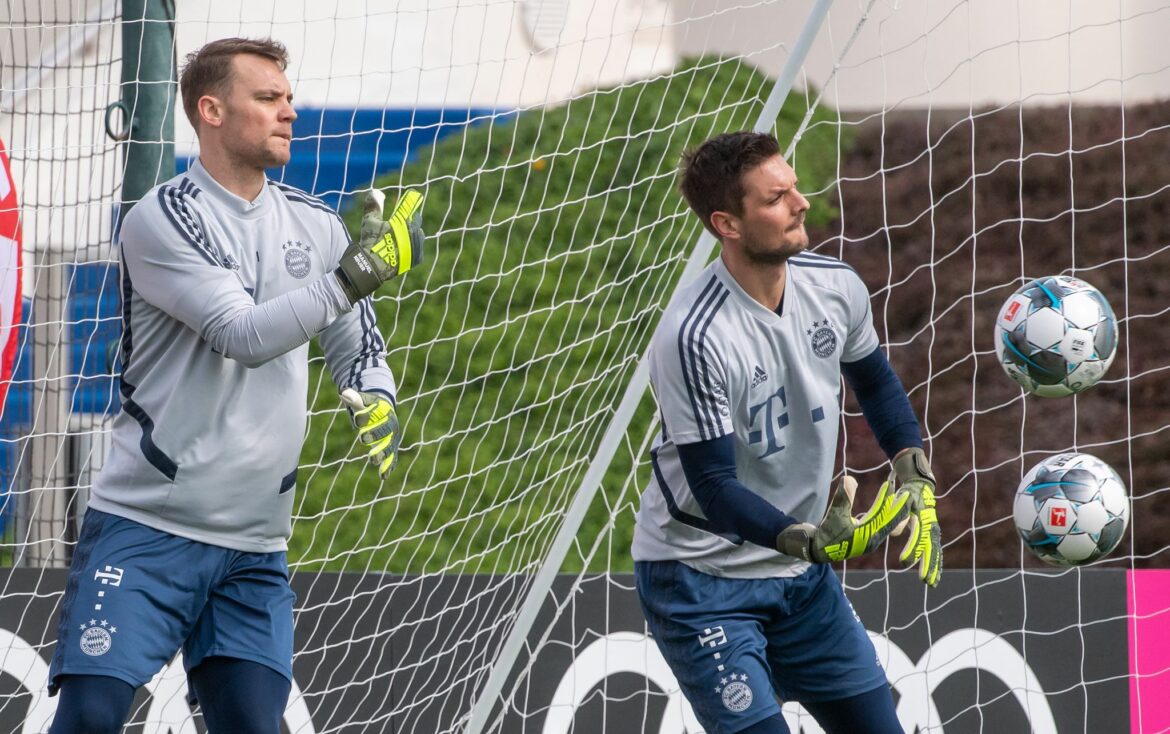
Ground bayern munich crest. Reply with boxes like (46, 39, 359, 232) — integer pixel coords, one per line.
(78, 619, 116, 657)
(283, 240, 312, 279)
(807, 319, 838, 358)
(716, 672, 753, 712)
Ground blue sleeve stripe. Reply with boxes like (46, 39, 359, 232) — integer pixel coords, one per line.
(357, 298, 375, 375)
(677, 277, 727, 442)
(157, 184, 224, 268)
(360, 297, 386, 371)
(789, 254, 854, 272)
(677, 277, 719, 440)
(695, 290, 729, 437)
(347, 297, 389, 388)
(349, 297, 371, 385)
(271, 182, 345, 227)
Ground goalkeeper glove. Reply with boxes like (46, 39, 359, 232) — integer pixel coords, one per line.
(335, 189, 425, 304)
(891, 447, 942, 587)
(340, 388, 401, 478)
(776, 476, 911, 563)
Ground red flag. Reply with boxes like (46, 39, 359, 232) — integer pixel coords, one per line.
(0, 139, 23, 411)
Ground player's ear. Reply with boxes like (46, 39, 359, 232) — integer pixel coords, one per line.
(709, 210, 740, 241)
(197, 95, 224, 130)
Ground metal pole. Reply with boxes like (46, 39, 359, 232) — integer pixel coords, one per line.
(463, 1, 838, 730)
(115, 0, 177, 222)
(25, 254, 70, 568)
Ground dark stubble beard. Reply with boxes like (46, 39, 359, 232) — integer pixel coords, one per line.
(742, 231, 807, 266)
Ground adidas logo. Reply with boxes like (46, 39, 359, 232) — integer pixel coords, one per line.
(750, 365, 768, 388)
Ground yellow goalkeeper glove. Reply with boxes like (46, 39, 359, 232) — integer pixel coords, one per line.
(334, 188, 425, 303)
(891, 447, 942, 587)
(340, 389, 401, 478)
(776, 476, 911, 563)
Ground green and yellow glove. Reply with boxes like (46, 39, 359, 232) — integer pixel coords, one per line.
(340, 388, 401, 478)
(891, 447, 942, 586)
(776, 476, 911, 563)
(334, 188, 425, 303)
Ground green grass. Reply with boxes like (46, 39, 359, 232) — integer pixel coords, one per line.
(290, 56, 849, 574)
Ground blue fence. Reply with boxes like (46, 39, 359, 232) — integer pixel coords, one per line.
(179, 107, 501, 209)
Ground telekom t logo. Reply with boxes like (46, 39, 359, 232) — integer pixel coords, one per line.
(697, 626, 727, 649)
(1049, 507, 1068, 528)
(94, 566, 124, 586)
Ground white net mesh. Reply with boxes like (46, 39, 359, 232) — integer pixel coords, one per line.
(1, 0, 1167, 732)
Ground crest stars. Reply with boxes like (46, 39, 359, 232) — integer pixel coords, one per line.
(716, 671, 750, 693)
(806, 319, 832, 335)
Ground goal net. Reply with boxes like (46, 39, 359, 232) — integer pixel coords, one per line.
(1, 0, 1167, 732)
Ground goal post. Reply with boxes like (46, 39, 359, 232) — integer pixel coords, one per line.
(464, 2, 839, 729)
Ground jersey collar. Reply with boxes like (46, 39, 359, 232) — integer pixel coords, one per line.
(187, 158, 273, 219)
(712, 256, 789, 325)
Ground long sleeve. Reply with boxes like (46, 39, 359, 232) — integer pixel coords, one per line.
(677, 434, 799, 548)
(841, 346, 923, 459)
(119, 190, 353, 368)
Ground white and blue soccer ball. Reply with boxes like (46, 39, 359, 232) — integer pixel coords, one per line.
(994, 275, 1118, 397)
(1012, 452, 1129, 566)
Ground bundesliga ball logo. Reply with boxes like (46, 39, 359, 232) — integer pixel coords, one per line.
(994, 275, 1117, 397)
(1013, 452, 1129, 566)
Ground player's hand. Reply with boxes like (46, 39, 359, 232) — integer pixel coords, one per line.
(340, 388, 401, 478)
(775, 476, 911, 563)
(334, 188, 425, 303)
(891, 447, 942, 587)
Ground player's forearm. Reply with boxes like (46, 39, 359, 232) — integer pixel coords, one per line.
(316, 296, 398, 400)
(677, 435, 799, 548)
(203, 273, 352, 367)
(841, 346, 923, 459)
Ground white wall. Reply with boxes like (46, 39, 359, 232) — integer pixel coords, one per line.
(172, 0, 676, 150)
(672, 0, 1170, 111)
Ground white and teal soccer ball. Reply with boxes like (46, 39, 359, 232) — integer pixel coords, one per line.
(1012, 452, 1129, 566)
(994, 275, 1117, 397)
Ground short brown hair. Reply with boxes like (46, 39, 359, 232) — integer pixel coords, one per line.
(180, 37, 289, 130)
(679, 131, 782, 236)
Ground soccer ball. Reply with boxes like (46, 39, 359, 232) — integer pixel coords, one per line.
(1012, 452, 1129, 566)
(994, 275, 1117, 397)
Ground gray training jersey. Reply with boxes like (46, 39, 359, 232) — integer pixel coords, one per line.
(631, 253, 880, 578)
(90, 159, 396, 553)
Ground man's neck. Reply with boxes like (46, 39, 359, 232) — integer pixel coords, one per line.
(720, 251, 787, 312)
(198, 148, 266, 202)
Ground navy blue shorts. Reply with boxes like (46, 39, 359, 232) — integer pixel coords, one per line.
(48, 509, 295, 695)
(635, 560, 888, 733)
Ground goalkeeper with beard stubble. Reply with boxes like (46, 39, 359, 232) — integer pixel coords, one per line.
(631, 131, 941, 734)
(46, 37, 421, 734)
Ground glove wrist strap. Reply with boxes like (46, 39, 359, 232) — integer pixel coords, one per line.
(335, 249, 387, 304)
(893, 447, 934, 483)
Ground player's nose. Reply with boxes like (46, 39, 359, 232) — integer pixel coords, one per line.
(793, 188, 810, 213)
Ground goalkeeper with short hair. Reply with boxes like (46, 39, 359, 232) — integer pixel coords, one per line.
(632, 131, 939, 734)
(46, 37, 421, 733)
